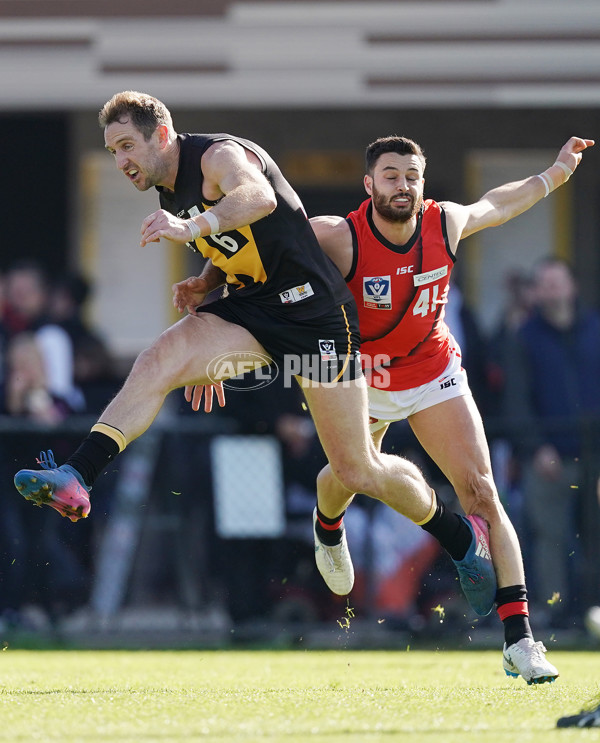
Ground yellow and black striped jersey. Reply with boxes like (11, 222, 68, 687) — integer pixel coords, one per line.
(158, 133, 353, 320)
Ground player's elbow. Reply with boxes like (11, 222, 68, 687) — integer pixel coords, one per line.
(260, 186, 278, 216)
(488, 199, 526, 228)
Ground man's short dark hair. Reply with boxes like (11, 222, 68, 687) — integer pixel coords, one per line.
(98, 91, 174, 141)
(365, 136, 426, 175)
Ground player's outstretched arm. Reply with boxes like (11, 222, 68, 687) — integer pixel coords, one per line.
(140, 139, 277, 247)
(447, 136, 594, 246)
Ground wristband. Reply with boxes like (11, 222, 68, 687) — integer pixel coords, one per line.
(202, 210, 220, 234)
(536, 172, 552, 197)
(186, 219, 201, 241)
(554, 160, 574, 180)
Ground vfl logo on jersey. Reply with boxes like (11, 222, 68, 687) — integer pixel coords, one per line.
(279, 283, 315, 304)
(413, 265, 448, 286)
(363, 276, 392, 310)
(319, 339, 337, 361)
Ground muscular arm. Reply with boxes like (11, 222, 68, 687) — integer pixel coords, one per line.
(196, 139, 277, 231)
(141, 139, 278, 246)
(441, 136, 594, 253)
(309, 215, 354, 278)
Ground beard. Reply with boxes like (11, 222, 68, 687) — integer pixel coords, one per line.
(372, 186, 423, 224)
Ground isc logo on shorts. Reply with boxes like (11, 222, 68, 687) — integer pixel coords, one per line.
(319, 339, 337, 361)
(363, 276, 391, 310)
(439, 377, 457, 390)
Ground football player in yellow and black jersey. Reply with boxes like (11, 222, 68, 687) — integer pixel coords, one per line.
(157, 129, 361, 382)
(13, 90, 454, 612)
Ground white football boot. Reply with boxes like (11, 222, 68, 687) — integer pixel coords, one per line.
(313, 508, 354, 595)
(503, 638, 559, 685)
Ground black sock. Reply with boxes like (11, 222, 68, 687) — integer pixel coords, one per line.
(420, 495, 472, 561)
(66, 431, 121, 488)
(315, 506, 346, 546)
(496, 584, 533, 647)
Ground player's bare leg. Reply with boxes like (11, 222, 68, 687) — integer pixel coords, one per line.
(408, 393, 558, 684)
(312, 423, 392, 596)
(315, 425, 387, 520)
(302, 377, 434, 517)
(407, 393, 523, 588)
(303, 378, 432, 597)
(312, 398, 496, 614)
(100, 313, 267, 442)
(303, 380, 496, 614)
(15, 313, 268, 519)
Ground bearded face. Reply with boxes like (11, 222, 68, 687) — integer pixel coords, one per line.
(371, 182, 423, 223)
(367, 152, 425, 224)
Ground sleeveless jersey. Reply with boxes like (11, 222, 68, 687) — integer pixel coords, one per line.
(346, 198, 455, 390)
(158, 133, 353, 320)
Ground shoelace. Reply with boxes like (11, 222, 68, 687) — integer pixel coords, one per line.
(529, 641, 548, 660)
(322, 543, 344, 572)
(461, 567, 483, 584)
(510, 641, 547, 665)
(36, 450, 57, 469)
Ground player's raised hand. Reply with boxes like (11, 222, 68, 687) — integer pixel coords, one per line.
(140, 209, 192, 247)
(172, 276, 210, 314)
(555, 137, 595, 174)
(184, 382, 226, 412)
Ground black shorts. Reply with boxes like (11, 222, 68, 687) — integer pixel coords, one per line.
(197, 295, 362, 383)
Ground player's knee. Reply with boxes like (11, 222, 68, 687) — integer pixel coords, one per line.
(329, 458, 373, 495)
(329, 451, 394, 497)
(317, 465, 337, 491)
(130, 335, 184, 391)
(320, 465, 361, 501)
(131, 345, 160, 378)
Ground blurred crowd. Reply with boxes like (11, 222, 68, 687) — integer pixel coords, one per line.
(0, 260, 122, 630)
(0, 256, 599, 641)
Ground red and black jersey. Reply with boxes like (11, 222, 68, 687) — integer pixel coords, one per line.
(346, 198, 455, 390)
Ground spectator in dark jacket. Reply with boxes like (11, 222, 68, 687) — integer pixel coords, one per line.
(503, 257, 600, 623)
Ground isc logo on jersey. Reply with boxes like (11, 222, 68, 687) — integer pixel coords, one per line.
(363, 276, 392, 310)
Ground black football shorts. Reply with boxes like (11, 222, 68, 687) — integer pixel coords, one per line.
(197, 294, 362, 384)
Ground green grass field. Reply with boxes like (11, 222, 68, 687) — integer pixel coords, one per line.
(0, 649, 598, 741)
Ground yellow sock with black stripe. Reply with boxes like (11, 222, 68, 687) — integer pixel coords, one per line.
(65, 423, 127, 487)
